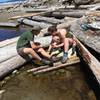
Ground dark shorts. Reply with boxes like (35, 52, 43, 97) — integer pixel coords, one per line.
(17, 47, 31, 61)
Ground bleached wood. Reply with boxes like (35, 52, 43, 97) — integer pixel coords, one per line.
(18, 18, 52, 28)
(76, 37, 100, 84)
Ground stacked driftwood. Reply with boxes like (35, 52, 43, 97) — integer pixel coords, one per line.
(0, 36, 52, 78)
(0, 4, 100, 83)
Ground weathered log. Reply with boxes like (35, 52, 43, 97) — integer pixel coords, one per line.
(28, 16, 64, 24)
(9, 13, 41, 20)
(18, 18, 52, 28)
(0, 36, 52, 63)
(89, 5, 100, 10)
(9, 6, 65, 20)
(57, 19, 77, 29)
(70, 19, 100, 54)
(0, 36, 52, 78)
(75, 37, 100, 84)
(86, 11, 100, 17)
(0, 55, 25, 79)
(24, 8, 53, 13)
(61, 3, 100, 9)
(50, 11, 85, 18)
(0, 37, 18, 48)
(0, 22, 19, 27)
(33, 57, 80, 75)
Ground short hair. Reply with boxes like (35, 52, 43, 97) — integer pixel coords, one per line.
(48, 25, 57, 33)
(31, 26, 42, 31)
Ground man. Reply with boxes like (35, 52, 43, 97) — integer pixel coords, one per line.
(48, 25, 76, 63)
(17, 26, 53, 66)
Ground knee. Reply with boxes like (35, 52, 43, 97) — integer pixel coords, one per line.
(38, 48, 44, 52)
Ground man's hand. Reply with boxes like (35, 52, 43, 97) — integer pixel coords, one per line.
(51, 43, 58, 48)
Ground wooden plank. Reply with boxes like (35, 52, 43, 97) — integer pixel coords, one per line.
(32, 57, 80, 74)
(27, 50, 80, 73)
(76, 38, 100, 84)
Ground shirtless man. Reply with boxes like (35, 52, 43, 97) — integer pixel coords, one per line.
(48, 25, 76, 63)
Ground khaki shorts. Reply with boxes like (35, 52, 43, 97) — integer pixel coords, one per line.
(17, 47, 31, 61)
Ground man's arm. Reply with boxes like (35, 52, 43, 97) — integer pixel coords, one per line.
(59, 29, 67, 39)
(30, 41, 41, 49)
(52, 42, 64, 48)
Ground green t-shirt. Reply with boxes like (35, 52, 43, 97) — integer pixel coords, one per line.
(17, 31, 34, 49)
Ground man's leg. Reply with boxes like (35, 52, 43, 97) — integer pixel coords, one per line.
(38, 48, 51, 59)
(38, 48, 53, 66)
(23, 48, 42, 61)
(62, 38, 77, 63)
(61, 38, 69, 63)
(17, 47, 31, 61)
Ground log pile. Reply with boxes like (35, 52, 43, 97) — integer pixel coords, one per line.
(0, 3, 100, 83)
(0, 36, 52, 78)
(18, 18, 52, 28)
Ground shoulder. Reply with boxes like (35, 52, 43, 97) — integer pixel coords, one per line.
(58, 28, 67, 33)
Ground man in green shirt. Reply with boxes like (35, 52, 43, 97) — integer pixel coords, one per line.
(17, 26, 53, 66)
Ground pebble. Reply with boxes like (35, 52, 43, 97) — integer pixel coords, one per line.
(12, 70, 18, 74)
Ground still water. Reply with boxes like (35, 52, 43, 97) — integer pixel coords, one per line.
(0, 27, 26, 41)
(0, 63, 97, 100)
(0, 0, 25, 4)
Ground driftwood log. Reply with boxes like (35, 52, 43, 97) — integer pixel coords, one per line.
(28, 16, 64, 24)
(18, 18, 52, 28)
(0, 37, 18, 48)
(0, 55, 26, 79)
(76, 37, 100, 84)
(0, 36, 52, 78)
(9, 6, 65, 20)
(46, 11, 85, 18)
(0, 22, 19, 27)
(70, 19, 100, 54)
